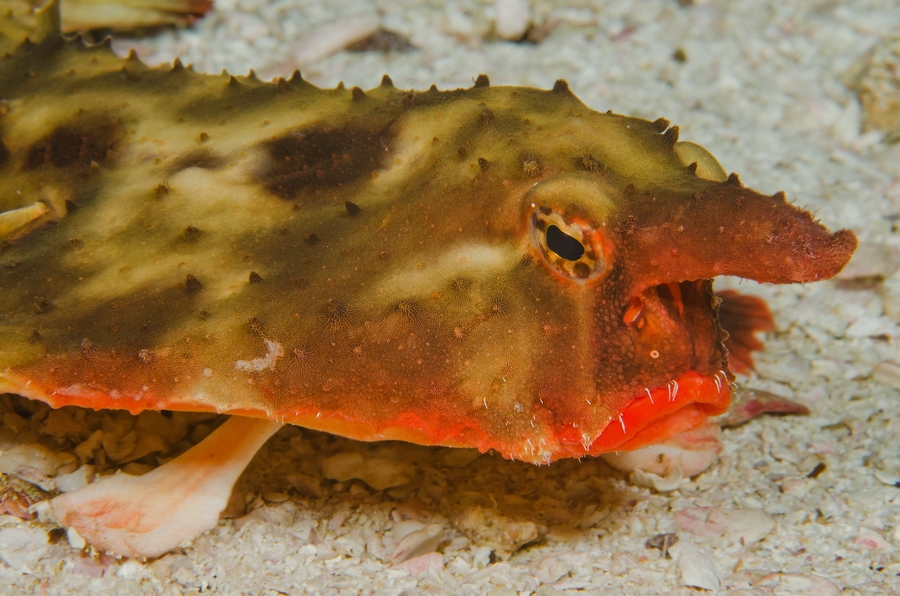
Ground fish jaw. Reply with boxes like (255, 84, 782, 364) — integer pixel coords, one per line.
(548, 370, 730, 461)
(594, 370, 730, 453)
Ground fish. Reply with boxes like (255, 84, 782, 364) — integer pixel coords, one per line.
(0, 2, 857, 558)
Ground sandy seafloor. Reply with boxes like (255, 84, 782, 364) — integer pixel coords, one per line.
(2, 0, 900, 594)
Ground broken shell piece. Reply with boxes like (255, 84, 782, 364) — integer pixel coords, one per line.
(453, 504, 543, 558)
(390, 523, 443, 564)
(0, 443, 71, 477)
(845, 33, 900, 135)
(394, 551, 443, 576)
(495, 0, 531, 40)
(0, 526, 51, 571)
(321, 452, 415, 490)
(629, 466, 684, 492)
(54, 465, 95, 493)
(602, 421, 721, 478)
(670, 541, 720, 591)
(675, 507, 775, 546)
(873, 468, 900, 488)
(851, 531, 891, 551)
(720, 389, 811, 428)
(292, 14, 380, 64)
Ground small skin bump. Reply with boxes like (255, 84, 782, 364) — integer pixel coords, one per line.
(551, 79, 570, 94)
(345, 201, 361, 216)
(380, 74, 394, 88)
(33, 296, 54, 314)
(249, 271, 263, 284)
(183, 226, 202, 243)
(199, 132, 210, 143)
(663, 125, 680, 144)
(351, 86, 367, 101)
(185, 274, 203, 294)
(474, 74, 490, 88)
(522, 156, 542, 177)
(581, 154, 603, 172)
(28, 330, 42, 344)
(727, 173, 743, 187)
(154, 182, 170, 199)
(306, 233, 320, 245)
(478, 157, 490, 170)
(652, 117, 670, 133)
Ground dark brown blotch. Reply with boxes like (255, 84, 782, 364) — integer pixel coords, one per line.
(185, 274, 203, 294)
(581, 154, 604, 172)
(23, 117, 123, 170)
(323, 299, 350, 331)
(183, 226, 202, 243)
(0, 139, 9, 169)
(248, 317, 263, 335)
(306, 233, 321, 245)
(345, 201, 361, 216)
(478, 157, 490, 170)
(260, 126, 394, 200)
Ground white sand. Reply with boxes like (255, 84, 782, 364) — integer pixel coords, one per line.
(2, 0, 900, 593)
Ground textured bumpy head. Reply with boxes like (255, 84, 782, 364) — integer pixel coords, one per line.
(0, 5, 856, 463)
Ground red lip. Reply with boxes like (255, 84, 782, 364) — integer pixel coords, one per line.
(552, 370, 732, 458)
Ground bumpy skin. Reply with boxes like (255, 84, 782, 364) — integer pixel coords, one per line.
(0, 4, 856, 463)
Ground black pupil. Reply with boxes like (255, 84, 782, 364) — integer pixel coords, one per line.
(546, 225, 585, 261)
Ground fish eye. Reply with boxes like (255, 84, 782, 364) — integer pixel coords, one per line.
(529, 205, 608, 283)
(524, 173, 614, 284)
(546, 225, 585, 261)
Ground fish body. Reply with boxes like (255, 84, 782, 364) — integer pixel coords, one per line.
(0, 4, 856, 465)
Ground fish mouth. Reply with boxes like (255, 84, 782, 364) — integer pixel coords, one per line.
(583, 370, 731, 456)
